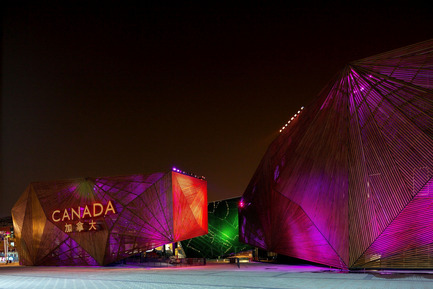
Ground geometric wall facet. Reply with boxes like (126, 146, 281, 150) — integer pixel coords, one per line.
(173, 172, 208, 242)
(240, 191, 346, 268)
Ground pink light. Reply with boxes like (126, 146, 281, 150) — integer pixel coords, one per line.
(239, 200, 245, 208)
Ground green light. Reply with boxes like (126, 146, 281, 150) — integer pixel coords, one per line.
(181, 197, 252, 258)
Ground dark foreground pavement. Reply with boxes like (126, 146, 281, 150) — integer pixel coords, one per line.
(1, 262, 433, 289)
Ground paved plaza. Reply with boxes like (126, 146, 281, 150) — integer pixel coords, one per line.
(1, 262, 433, 289)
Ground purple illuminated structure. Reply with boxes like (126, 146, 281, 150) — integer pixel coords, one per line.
(239, 39, 433, 269)
(12, 171, 207, 266)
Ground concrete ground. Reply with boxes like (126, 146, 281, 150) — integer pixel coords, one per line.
(1, 262, 433, 289)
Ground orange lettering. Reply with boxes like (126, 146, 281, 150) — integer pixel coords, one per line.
(71, 207, 81, 220)
(82, 205, 92, 218)
(105, 200, 116, 215)
(62, 209, 71, 221)
(52, 210, 61, 222)
(93, 203, 104, 217)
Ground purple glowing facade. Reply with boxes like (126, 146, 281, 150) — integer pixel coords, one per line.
(239, 39, 433, 269)
(12, 172, 207, 266)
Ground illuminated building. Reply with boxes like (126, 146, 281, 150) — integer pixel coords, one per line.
(181, 197, 252, 259)
(12, 170, 207, 266)
(239, 39, 433, 269)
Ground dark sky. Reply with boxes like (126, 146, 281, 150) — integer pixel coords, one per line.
(1, 1, 432, 217)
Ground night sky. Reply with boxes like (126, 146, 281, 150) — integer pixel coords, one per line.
(1, 2, 432, 217)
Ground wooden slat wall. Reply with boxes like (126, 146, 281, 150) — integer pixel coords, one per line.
(352, 180, 433, 268)
(348, 39, 433, 268)
(240, 38, 433, 270)
(240, 72, 350, 268)
(348, 67, 415, 266)
(239, 187, 345, 268)
(277, 72, 350, 266)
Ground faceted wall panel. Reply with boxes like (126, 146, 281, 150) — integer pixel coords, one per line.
(11, 171, 207, 266)
(182, 197, 252, 259)
(239, 39, 433, 269)
(173, 172, 208, 241)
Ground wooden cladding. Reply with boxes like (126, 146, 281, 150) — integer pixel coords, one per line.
(239, 39, 433, 269)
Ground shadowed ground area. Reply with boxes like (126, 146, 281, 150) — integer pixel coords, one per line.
(1, 262, 433, 288)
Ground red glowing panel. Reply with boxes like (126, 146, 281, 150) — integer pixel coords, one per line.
(172, 172, 208, 242)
